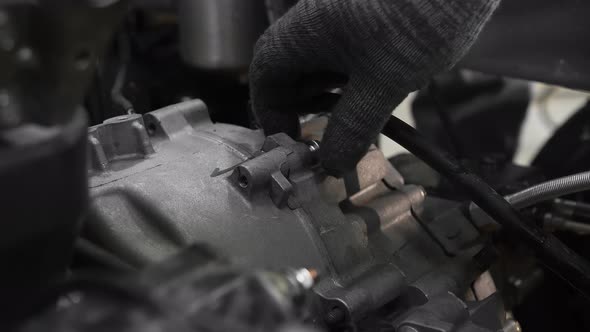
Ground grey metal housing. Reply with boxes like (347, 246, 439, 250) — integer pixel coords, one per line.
(86, 99, 489, 324)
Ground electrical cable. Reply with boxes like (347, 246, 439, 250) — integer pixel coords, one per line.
(382, 115, 590, 299)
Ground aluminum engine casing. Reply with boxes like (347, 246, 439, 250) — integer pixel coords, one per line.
(86, 100, 484, 322)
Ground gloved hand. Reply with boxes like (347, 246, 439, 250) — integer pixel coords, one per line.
(250, 0, 500, 176)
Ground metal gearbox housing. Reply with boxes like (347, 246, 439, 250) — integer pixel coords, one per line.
(86, 99, 492, 325)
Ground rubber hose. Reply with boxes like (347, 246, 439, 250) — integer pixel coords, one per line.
(382, 115, 590, 299)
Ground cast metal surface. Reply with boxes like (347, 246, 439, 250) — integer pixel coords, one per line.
(87, 99, 488, 324)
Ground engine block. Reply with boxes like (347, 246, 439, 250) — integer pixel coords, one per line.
(85, 100, 497, 329)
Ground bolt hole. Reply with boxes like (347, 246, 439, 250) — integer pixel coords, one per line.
(74, 49, 92, 70)
(147, 122, 157, 136)
(238, 175, 249, 188)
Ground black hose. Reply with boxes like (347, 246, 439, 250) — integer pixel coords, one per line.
(382, 115, 590, 299)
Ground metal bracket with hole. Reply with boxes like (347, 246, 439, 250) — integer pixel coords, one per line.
(229, 133, 317, 208)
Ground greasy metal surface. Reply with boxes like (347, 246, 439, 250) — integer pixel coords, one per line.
(88, 99, 484, 321)
(88, 100, 324, 269)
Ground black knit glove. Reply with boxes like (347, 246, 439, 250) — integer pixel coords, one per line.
(250, 0, 500, 176)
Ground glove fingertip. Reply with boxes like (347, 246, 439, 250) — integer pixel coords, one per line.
(255, 106, 301, 138)
(319, 135, 372, 178)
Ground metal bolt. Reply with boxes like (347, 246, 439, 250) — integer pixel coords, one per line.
(307, 140, 320, 153)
